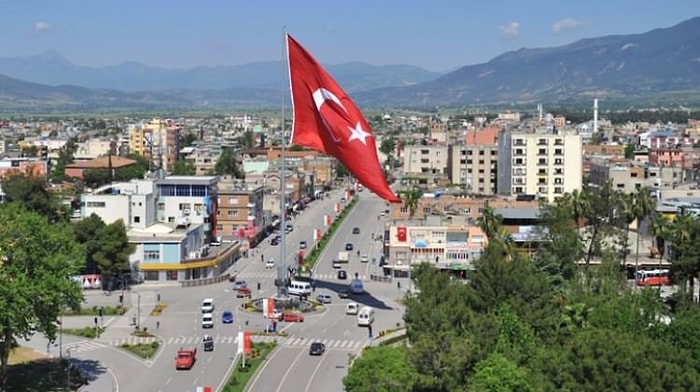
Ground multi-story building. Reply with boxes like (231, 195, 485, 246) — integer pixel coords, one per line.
(185, 146, 221, 176)
(0, 157, 48, 178)
(217, 176, 265, 246)
(301, 157, 334, 187)
(404, 145, 449, 176)
(155, 175, 219, 241)
(81, 179, 158, 229)
(649, 146, 700, 170)
(386, 194, 540, 223)
(429, 119, 448, 143)
(129, 118, 181, 171)
(588, 158, 647, 193)
(448, 127, 500, 194)
(497, 130, 582, 201)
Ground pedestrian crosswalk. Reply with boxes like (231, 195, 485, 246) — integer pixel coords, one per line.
(101, 335, 365, 351)
(62, 339, 109, 354)
(236, 271, 366, 281)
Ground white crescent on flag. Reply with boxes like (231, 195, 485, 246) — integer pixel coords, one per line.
(312, 87, 346, 142)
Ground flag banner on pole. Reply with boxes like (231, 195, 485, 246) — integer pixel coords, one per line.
(237, 331, 244, 354)
(243, 331, 252, 355)
(287, 34, 401, 203)
(334, 203, 340, 213)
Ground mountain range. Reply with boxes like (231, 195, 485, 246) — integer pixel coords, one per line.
(1, 16, 699, 112)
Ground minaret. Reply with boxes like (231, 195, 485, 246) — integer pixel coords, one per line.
(593, 99, 599, 134)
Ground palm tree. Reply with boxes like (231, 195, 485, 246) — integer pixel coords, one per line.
(649, 213, 671, 260)
(476, 206, 502, 241)
(398, 187, 423, 292)
(632, 186, 655, 274)
(616, 192, 637, 266)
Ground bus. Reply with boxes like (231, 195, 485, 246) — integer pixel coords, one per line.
(635, 269, 671, 287)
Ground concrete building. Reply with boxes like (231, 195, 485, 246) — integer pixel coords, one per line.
(448, 127, 500, 194)
(497, 130, 583, 201)
(404, 145, 449, 178)
(81, 179, 157, 229)
(155, 175, 219, 241)
(217, 176, 265, 247)
(184, 146, 221, 176)
(0, 158, 47, 178)
(129, 118, 181, 171)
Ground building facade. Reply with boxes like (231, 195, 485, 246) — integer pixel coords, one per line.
(155, 176, 219, 241)
(217, 176, 265, 245)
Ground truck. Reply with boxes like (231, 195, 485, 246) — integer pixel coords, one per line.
(337, 251, 349, 263)
(175, 347, 197, 370)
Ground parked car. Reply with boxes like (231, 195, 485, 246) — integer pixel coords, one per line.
(299, 241, 307, 249)
(309, 342, 326, 356)
(337, 270, 347, 280)
(222, 311, 234, 324)
(232, 281, 247, 291)
(282, 312, 305, 322)
(352, 227, 360, 234)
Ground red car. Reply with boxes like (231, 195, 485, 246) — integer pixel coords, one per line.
(281, 312, 304, 322)
(237, 287, 252, 298)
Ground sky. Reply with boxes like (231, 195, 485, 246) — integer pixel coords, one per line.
(2, 0, 700, 72)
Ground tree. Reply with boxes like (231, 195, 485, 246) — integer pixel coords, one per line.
(468, 353, 534, 392)
(0, 203, 84, 389)
(92, 219, 135, 285)
(171, 159, 196, 175)
(73, 213, 107, 274)
(334, 160, 350, 179)
(0, 172, 67, 222)
(632, 186, 655, 272)
(115, 153, 149, 181)
(399, 188, 422, 221)
(343, 346, 416, 392)
(215, 147, 244, 179)
(238, 130, 255, 149)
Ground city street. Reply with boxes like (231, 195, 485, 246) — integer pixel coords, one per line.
(246, 192, 405, 392)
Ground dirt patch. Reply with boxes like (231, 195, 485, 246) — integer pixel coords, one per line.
(8, 347, 49, 365)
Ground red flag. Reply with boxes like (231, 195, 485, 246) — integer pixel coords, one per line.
(287, 34, 401, 203)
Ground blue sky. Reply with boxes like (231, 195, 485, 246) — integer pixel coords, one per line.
(2, 0, 699, 72)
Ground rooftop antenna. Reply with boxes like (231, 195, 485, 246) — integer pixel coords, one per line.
(593, 99, 599, 134)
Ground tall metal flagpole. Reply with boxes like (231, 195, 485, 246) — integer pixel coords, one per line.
(277, 27, 289, 300)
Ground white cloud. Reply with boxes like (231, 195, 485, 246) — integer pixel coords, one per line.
(552, 17, 582, 34)
(499, 22, 520, 39)
(34, 21, 52, 33)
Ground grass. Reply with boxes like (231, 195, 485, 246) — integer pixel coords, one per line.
(120, 341, 160, 359)
(63, 326, 106, 339)
(62, 305, 128, 316)
(7, 349, 83, 391)
(221, 341, 277, 392)
(304, 197, 358, 269)
(131, 327, 155, 337)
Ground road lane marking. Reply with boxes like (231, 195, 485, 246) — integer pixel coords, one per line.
(275, 349, 306, 392)
(165, 377, 171, 385)
(304, 347, 329, 392)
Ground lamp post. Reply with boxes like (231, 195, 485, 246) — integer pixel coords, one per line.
(58, 313, 63, 360)
(136, 292, 141, 329)
(66, 347, 73, 392)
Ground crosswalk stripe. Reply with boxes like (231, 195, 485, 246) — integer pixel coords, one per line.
(322, 339, 329, 346)
(332, 340, 341, 348)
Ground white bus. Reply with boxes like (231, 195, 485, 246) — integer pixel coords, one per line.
(288, 280, 312, 296)
(357, 306, 374, 326)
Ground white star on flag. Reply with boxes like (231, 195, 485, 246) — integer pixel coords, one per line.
(347, 122, 372, 145)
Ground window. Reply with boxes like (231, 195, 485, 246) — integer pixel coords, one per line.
(86, 201, 106, 208)
(144, 250, 160, 261)
(400, 206, 408, 214)
(179, 203, 191, 210)
(228, 210, 238, 217)
(228, 197, 239, 205)
(134, 216, 141, 223)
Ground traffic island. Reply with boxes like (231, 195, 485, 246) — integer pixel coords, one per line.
(222, 341, 277, 392)
(62, 326, 106, 339)
(120, 341, 160, 359)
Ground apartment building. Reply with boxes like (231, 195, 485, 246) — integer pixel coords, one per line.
(649, 146, 700, 170)
(129, 118, 181, 171)
(386, 194, 540, 223)
(217, 176, 265, 245)
(588, 159, 646, 193)
(301, 156, 334, 186)
(81, 179, 158, 229)
(0, 158, 48, 178)
(497, 130, 582, 201)
(429, 119, 448, 143)
(448, 127, 500, 194)
(184, 146, 221, 175)
(155, 175, 219, 240)
(403, 145, 449, 176)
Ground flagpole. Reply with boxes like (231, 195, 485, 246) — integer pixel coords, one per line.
(277, 27, 289, 300)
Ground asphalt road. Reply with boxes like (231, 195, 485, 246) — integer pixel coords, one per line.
(124, 188, 347, 392)
(246, 192, 406, 392)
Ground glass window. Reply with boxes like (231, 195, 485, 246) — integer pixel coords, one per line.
(144, 250, 160, 261)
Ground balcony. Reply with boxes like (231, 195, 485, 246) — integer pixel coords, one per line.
(537, 159, 548, 166)
(513, 169, 526, 176)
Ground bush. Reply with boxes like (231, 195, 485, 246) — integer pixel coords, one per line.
(63, 327, 105, 339)
(150, 303, 167, 316)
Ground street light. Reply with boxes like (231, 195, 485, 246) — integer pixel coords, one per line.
(136, 292, 141, 329)
(66, 347, 73, 392)
(58, 313, 63, 360)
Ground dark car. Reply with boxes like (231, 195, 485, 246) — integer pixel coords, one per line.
(309, 342, 326, 356)
(345, 243, 354, 251)
(338, 289, 350, 299)
(352, 227, 360, 234)
(337, 270, 347, 280)
(203, 335, 214, 352)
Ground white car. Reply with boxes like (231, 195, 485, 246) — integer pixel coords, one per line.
(265, 259, 275, 269)
(202, 313, 214, 328)
(201, 298, 215, 313)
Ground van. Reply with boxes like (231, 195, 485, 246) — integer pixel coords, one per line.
(288, 280, 312, 297)
(357, 306, 374, 326)
(346, 302, 359, 315)
(349, 278, 364, 295)
(201, 298, 214, 313)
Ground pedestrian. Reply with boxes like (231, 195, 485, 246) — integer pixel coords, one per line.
(156, 321, 160, 329)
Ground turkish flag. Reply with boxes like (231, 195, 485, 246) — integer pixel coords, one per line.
(287, 34, 401, 203)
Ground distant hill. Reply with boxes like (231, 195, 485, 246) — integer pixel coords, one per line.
(1, 17, 700, 112)
(0, 52, 441, 93)
(356, 16, 700, 107)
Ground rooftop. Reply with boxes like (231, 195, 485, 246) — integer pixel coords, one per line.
(494, 207, 540, 220)
(156, 176, 219, 186)
(65, 156, 136, 169)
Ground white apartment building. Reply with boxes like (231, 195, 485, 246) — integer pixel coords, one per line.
(403, 145, 449, 175)
(497, 130, 582, 201)
(81, 179, 158, 229)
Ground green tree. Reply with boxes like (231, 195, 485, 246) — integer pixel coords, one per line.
(215, 147, 244, 179)
(632, 186, 655, 271)
(379, 137, 396, 156)
(115, 153, 149, 181)
(171, 159, 196, 175)
(334, 160, 350, 179)
(93, 219, 135, 281)
(0, 172, 67, 222)
(343, 346, 416, 392)
(468, 353, 534, 392)
(238, 130, 255, 149)
(73, 213, 107, 274)
(0, 203, 84, 389)
(494, 304, 538, 366)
